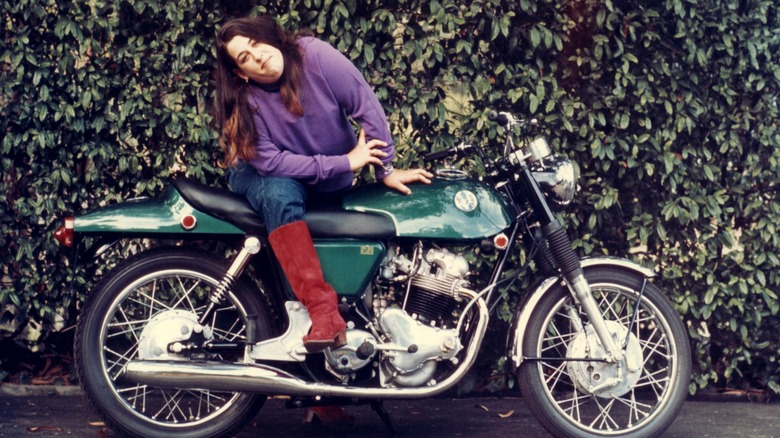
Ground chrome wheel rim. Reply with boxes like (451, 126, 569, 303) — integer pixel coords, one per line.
(534, 283, 679, 434)
(98, 269, 249, 428)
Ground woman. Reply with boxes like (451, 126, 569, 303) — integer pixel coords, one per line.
(213, 16, 432, 352)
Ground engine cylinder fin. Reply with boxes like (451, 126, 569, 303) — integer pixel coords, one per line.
(404, 288, 458, 324)
(410, 273, 462, 296)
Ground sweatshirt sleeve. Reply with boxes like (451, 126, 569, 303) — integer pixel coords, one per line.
(311, 39, 396, 178)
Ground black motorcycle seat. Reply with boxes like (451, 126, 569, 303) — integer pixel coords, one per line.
(173, 178, 397, 239)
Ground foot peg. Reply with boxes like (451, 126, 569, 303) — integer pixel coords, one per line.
(303, 329, 347, 353)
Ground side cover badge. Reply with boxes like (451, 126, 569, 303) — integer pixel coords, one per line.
(453, 190, 478, 212)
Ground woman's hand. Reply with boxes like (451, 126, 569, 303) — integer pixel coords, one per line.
(347, 129, 387, 171)
(382, 168, 434, 195)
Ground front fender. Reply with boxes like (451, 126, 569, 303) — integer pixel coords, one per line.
(506, 257, 655, 370)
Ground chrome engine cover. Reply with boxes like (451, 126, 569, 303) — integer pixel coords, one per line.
(377, 308, 462, 387)
(323, 329, 377, 375)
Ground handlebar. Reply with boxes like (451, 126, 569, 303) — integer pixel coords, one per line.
(423, 142, 474, 162)
(422, 110, 537, 163)
(488, 110, 537, 128)
(487, 110, 511, 126)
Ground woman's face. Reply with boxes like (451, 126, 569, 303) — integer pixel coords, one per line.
(226, 36, 284, 85)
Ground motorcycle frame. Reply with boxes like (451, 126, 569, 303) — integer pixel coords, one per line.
(122, 173, 658, 398)
(56, 112, 658, 396)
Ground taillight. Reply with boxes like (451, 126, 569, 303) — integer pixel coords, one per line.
(54, 217, 75, 247)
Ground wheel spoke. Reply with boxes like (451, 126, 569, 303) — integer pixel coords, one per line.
(541, 360, 571, 390)
(613, 391, 653, 423)
(558, 388, 590, 421)
(131, 291, 172, 315)
(104, 344, 140, 379)
(590, 397, 620, 431)
(541, 324, 577, 355)
(170, 277, 202, 312)
(118, 384, 151, 411)
(211, 306, 246, 342)
(636, 367, 671, 398)
(155, 390, 183, 421)
(109, 305, 147, 342)
(190, 389, 230, 418)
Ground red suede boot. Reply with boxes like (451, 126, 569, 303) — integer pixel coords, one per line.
(268, 221, 347, 352)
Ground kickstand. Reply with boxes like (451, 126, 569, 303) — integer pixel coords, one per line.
(371, 400, 397, 436)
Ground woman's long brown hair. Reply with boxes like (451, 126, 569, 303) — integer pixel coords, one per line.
(213, 16, 306, 167)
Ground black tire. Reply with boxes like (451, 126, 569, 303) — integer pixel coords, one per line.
(75, 248, 272, 438)
(517, 267, 691, 438)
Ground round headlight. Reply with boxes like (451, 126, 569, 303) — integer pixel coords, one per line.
(531, 156, 577, 207)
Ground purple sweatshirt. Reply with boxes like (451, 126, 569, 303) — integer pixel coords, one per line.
(244, 37, 394, 192)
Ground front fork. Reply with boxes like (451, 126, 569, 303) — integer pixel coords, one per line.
(516, 160, 624, 363)
(565, 272, 623, 363)
(541, 220, 623, 363)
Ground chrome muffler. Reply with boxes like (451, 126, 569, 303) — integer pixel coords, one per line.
(125, 360, 360, 396)
(125, 290, 488, 399)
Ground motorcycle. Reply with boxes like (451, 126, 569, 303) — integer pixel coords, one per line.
(54, 110, 691, 438)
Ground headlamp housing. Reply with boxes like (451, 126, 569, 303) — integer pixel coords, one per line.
(531, 156, 578, 208)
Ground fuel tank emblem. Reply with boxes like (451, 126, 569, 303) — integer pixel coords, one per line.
(454, 190, 478, 212)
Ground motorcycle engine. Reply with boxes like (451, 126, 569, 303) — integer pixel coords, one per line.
(323, 244, 471, 387)
(375, 245, 470, 387)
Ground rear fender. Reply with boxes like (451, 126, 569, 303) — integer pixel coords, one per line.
(506, 257, 656, 369)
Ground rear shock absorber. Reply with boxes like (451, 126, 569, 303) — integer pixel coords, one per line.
(198, 237, 262, 326)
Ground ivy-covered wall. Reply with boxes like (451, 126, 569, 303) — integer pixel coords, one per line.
(2, 0, 779, 395)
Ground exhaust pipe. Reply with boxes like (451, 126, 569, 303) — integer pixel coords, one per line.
(125, 359, 466, 399)
(125, 360, 368, 397)
(126, 291, 488, 399)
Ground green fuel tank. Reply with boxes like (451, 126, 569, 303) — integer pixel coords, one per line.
(342, 177, 514, 240)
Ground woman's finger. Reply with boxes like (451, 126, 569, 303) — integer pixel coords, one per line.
(358, 128, 366, 144)
(365, 139, 388, 150)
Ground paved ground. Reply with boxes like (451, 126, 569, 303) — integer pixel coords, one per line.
(1, 387, 779, 437)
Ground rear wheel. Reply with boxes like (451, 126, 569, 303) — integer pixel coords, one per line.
(75, 248, 271, 438)
(517, 268, 691, 438)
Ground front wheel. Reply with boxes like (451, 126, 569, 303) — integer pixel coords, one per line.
(517, 268, 691, 438)
(75, 248, 272, 438)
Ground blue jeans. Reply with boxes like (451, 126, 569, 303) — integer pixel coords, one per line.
(226, 162, 344, 233)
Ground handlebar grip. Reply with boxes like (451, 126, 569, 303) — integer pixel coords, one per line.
(488, 110, 510, 126)
(423, 143, 474, 162)
(423, 148, 455, 162)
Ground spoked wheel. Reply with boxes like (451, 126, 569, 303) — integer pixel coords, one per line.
(75, 248, 271, 438)
(517, 268, 691, 438)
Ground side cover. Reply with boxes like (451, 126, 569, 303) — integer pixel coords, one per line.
(342, 178, 514, 240)
(316, 241, 386, 298)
